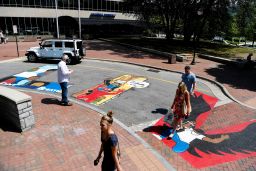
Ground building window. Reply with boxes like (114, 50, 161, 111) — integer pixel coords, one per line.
(0, 0, 124, 12)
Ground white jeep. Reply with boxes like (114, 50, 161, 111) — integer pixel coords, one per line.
(25, 39, 86, 64)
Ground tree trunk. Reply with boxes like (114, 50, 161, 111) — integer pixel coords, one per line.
(183, 19, 193, 43)
(169, 14, 178, 39)
(195, 0, 215, 43)
(165, 15, 171, 40)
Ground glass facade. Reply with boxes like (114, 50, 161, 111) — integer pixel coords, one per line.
(0, 0, 122, 12)
(0, 16, 142, 36)
(0, 17, 57, 35)
(0, 0, 139, 36)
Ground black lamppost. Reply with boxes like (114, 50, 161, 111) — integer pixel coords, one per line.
(252, 32, 256, 47)
(54, 0, 59, 38)
(191, 10, 203, 65)
(78, 0, 81, 39)
(191, 33, 197, 65)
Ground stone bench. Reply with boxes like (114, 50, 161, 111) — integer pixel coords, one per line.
(0, 86, 35, 132)
(198, 54, 235, 64)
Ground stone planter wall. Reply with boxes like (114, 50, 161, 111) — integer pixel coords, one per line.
(0, 86, 35, 132)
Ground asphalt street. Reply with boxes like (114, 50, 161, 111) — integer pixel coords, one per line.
(0, 58, 215, 128)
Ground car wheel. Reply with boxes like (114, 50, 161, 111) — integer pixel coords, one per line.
(27, 53, 37, 62)
(77, 57, 82, 64)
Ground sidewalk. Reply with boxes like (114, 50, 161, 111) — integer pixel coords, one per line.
(0, 41, 37, 61)
(0, 92, 169, 171)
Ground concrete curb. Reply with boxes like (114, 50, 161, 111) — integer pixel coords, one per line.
(17, 88, 176, 171)
(85, 58, 256, 110)
(0, 56, 26, 63)
(198, 54, 236, 65)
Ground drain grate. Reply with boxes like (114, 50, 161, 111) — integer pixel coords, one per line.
(147, 69, 160, 73)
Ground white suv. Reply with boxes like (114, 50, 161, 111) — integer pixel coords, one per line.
(25, 39, 86, 64)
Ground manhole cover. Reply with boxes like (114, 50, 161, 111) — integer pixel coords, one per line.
(147, 69, 160, 73)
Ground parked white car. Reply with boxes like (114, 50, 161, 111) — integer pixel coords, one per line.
(25, 39, 86, 64)
(212, 36, 224, 42)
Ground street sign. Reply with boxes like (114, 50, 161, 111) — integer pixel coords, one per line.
(13, 25, 19, 57)
(13, 25, 18, 34)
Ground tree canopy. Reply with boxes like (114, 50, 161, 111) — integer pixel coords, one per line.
(122, 0, 256, 41)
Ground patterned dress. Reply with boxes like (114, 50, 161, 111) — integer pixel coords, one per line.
(173, 93, 186, 122)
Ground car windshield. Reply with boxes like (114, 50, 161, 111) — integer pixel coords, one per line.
(41, 41, 52, 47)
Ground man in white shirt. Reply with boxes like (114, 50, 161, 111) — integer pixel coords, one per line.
(58, 54, 73, 106)
(0, 30, 4, 44)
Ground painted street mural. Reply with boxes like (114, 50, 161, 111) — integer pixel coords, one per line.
(73, 74, 149, 106)
(144, 91, 256, 168)
(18, 81, 63, 93)
(0, 65, 63, 93)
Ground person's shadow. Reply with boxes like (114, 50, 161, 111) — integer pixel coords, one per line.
(151, 108, 168, 115)
(205, 64, 256, 91)
(0, 118, 21, 133)
(41, 98, 61, 105)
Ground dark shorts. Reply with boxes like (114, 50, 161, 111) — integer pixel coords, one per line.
(101, 163, 116, 171)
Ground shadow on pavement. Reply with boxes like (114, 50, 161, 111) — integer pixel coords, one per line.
(87, 40, 164, 59)
(0, 162, 7, 171)
(152, 108, 168, 115)
(0, 117, 21, 133)
(143, 124, 171, 137)
(41, 98, 60, 105)
(23, 59, 59, 65)
(23, 59, 81, 65)
(205, 64, 256, 91)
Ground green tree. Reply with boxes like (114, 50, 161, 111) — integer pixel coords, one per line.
(122, 0, 231, 42)
(204, 0, 231, 39)
(122, 0, 184, 39)
(182, 0, 230, 43)
(236, 0, 256, 39)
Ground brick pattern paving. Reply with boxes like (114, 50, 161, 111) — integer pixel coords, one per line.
(0, 93, 167, 171)
(0, 42, 38, 61)
(0, 42, 39, 61)
(201, 102, 256, 132)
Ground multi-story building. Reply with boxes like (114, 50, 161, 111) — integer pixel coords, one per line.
(0, 0, 139, 37)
